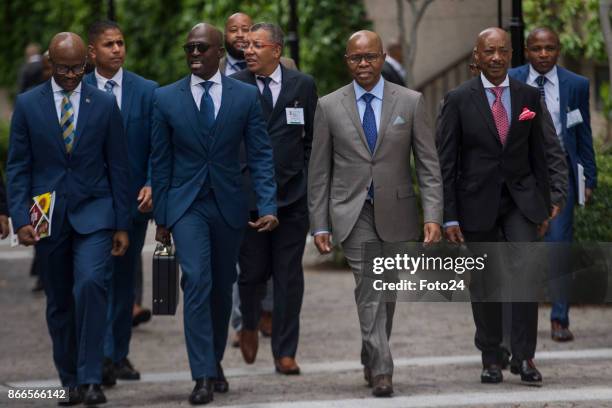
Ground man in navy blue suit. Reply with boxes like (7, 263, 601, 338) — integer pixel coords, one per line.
(84, 20, 158, 386)
(509, 28, 597, 342)
(7, 32, 130, 406)
(151, 23, 278, 405)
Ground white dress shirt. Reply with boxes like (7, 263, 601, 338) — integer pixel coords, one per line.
(353, 76, 384, 132)
(190, 70, 222, 118)
(94, 67, 123, 109)
(255, 64, 283, 108)
(51, 77, 81, 129)
(224, 54, 246, 76)
(527, 64, 562, 137)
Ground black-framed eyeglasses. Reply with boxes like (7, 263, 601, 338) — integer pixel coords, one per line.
(183, 42, 211, 54)
(53, 63, 86, 75)
(345, 53, 381, 65)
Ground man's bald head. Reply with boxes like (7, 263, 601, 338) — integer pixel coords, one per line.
(49, 32, 87, 62)
(475, 27, 511, 52)
(473, 27, 512, 86)
(345, 30, 385, 91)
(225, 12, 252, 30)
(346, 30, 383, 55)
(48, 32, 87, 92)
(526, 27, 559, 48)
(185, 23, 224, 79)
(188, 23, 223, 47)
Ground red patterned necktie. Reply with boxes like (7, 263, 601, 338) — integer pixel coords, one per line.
(490, 87, 509, 145)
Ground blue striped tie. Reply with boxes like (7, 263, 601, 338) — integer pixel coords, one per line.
(104, 79, 116, 94)
(60, 91, 76, 153)
(535, 75, 547, 99)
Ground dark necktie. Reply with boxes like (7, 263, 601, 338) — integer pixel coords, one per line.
(199, 81, 215, 129)
(257, 76, 274, 108)
(361, 93, 377, 200)
(535, 75, 547, 99)
(361, 93, 377, 152)
(235, 61, 247, 70)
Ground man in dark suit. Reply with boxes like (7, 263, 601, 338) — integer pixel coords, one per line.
(84, 20, 158, 386)
(17, 43, 45, 93)
(381, 41, 406, 86)
(7, 32, 130, 405)
(0, 178, 8, 240)
(231, 23, 316, 375)
(151, 23, 278, 405)
(437, 27, 550, 386)
(509, 27, 597, 342)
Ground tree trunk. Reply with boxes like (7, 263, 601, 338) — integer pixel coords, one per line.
(599, 0, 612, 145)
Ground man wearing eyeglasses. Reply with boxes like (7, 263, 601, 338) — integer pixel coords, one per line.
(84, 19, 158, 388)
(230, 23, 317, 375)
(220, 12, 297, 76)
(308, 30, 443, 397)
(151, 23, 277, 405)
(6, 32, 130, 406)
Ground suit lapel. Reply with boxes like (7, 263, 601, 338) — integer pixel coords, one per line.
(374, 81, 398, 155)
(470, 77, 502, 146)
(557, 66, 569, 135)
(39, 81, 66, 155)
(209, 75, 234, 151)
(340, 84, 370, 153)
(269, 65, 296, 124)
(121, 72, 135, 128)
(506, 78, 522, 147)
(72, 83, 92, 153)
(179, 76, 208, 152)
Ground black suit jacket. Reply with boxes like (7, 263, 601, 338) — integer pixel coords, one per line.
(0, 177, 7, 216)
(231, 65, 317, 209)
(436, 76, 550, 232)
(381, 61, 406, 87)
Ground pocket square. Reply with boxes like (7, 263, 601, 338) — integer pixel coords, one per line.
(393, 116, 406, 125)
(518, 107, 536, 121)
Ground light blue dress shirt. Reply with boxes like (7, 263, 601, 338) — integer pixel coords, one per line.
(353, 76, 384, 132)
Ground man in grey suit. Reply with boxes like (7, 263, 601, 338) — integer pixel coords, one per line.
(308, 30, 443, 397)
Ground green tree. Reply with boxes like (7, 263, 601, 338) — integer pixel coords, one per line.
(0, 0, 370, 95)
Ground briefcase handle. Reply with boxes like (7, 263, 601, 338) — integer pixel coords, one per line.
(154, 242, 175, 256)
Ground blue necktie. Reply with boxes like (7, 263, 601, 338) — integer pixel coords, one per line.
(235, 61, 247, 70)
(60, 91, 76, 153)
(361, 93, 377, 200)
(535, 75, 547, 99)
(361, 93, 377, 153)
(199, 81, 215, 129)
(257, 76, 274, 119)
(104, 79, 117, 94)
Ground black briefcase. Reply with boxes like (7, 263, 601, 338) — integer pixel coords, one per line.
(152, 243, 180, 315)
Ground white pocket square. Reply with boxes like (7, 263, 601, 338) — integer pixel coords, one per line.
(393, 116, 406, 125)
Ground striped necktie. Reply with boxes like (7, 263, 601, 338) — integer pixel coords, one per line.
(104, 79, 117, 94)
(535, 75, 547, 99)
(60, 91, 76, 153)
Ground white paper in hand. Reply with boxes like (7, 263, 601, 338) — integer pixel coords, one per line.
(577, 163, 586, 206)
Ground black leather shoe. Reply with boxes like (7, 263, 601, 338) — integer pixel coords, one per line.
(57, 386, 82, 406)
(101, 358, 116, 387)
(213, 363, 229, 393)
(189, 378, 213, 405)
(372, 375, 393, 397)
(82, 384, 106, 406)
(510, 359, 542, 385)
(114, 357, 140, 380)
(551, 321, 574, 342)
(481, 364, 503, 383)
